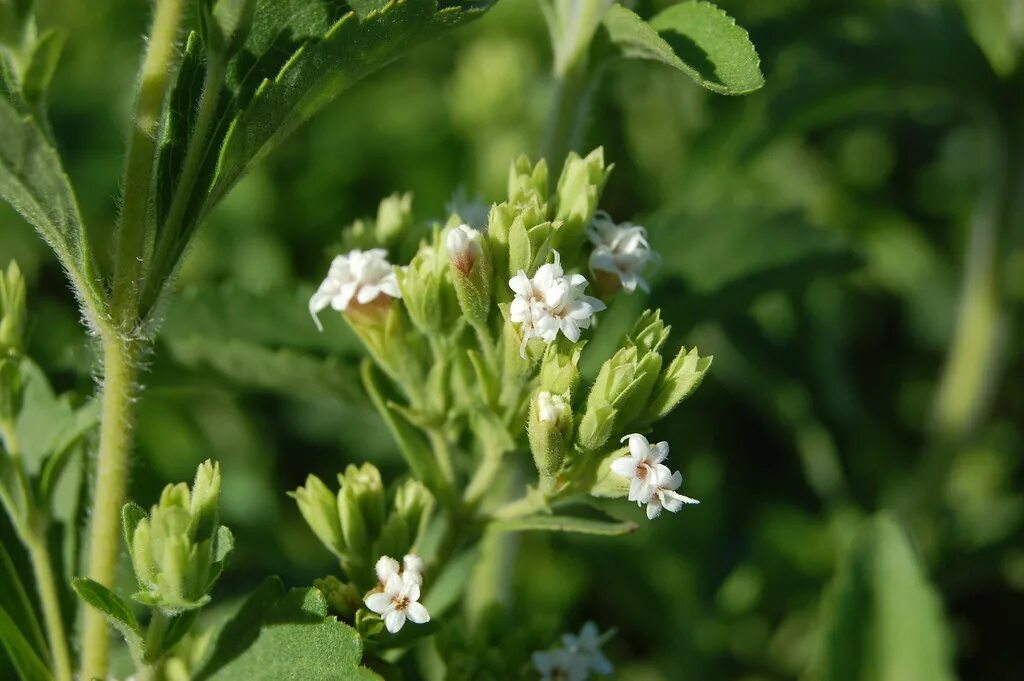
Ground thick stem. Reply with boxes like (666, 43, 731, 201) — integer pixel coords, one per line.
(109, 0, 186, 326)
(80, 338, 139, 680)
(25, 534, 73, 681)
(540, 60, 591, 171)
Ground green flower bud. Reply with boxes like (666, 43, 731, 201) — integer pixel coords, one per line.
(200, 0, 255, 58)
(575, 403, 616, 451)
(507, 154, 549, 210)
(507, 214, 557, 278)
(447, 223, 493, 326)
(292, 474, 345, 557)
(528, 389, 573, 482)
(314, 575, 361, 619)
(126, 461, 231, 612)
(338, 463, 386, 561)
(538, 343, 581, 395)
(0, 261, 27, 356)
(398, 229, 459, 337)
(375, 191, 413, 248)
(373, 479, 434, 560)
(646, 345, 713, 422)
(553, 148, 612, 253)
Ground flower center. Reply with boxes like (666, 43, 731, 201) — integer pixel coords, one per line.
(636, 463, 649, 480)
(392, 596, 409, 611)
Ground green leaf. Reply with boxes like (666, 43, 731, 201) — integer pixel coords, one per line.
(20, 29, 65, 111)
(36, 399, 99, 504)
(815, 514, 956, 681)
(0, 541, 47, 659)
(145, 610, 199, 664)
(0, 96, 103, 317)
(602, 1, 763, 95)
(956, 0, 1024, 77)
(194, 579, 380, 681)
(121, 501, 147, 555)
(490, 514, 638, 536)
(422, 547, 479, 617)
(646, 346, 712, 421)
(71, 577, 142, 649)
(0, 606, 52, 681)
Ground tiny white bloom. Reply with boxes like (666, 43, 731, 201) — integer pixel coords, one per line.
(509, 251, 606, 357)
(644, 465, 699, 520)
(537, 390, 568, 424)
(610, 433, 672, 504)
(562, 622, 613, 675)
(403, 553, 425, 585)
(587, 211, 659, 293)
(531, 648, 589, 681)
(446, 223, 483, 274)
(364, 553, 430, 634)
(309, 249, 401, 330)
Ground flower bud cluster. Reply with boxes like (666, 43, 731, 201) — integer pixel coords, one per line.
(124, 460, 232, 612)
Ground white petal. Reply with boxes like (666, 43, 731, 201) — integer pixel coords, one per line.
(403, 554, 424, 576)
(625, 433, 649, 461)
(384, 573, 404, 597)
(402, 580, 420, 603)
(646, 500, 663, 520)
(651, 441, 670, 464)
(356, 283, 381, 304)
(509, 272, 532, 297)
(609, 456, 636, 478)
(364, 592, 391, 614)
(384, 609, 406, 634)
(375, 556, 400, 584)
(405, 601, 430, 624)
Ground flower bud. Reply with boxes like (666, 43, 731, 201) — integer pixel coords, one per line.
(375, 192, 413, 248)
(338, 463, 386, 562)
(314, 575, 361, 619)
(126, 461, 231, 612)
(447, 223, 493, 326)
(539, 344, 581, 396)
(292, 474, 345, 558)
(398, 230, 458, 336)
(528, 390, 573, 481)
(373, 479, 434, 560)
(0, 261, 26, 356)
(554, 148, 612, 252)
(508, 154, 549, 209)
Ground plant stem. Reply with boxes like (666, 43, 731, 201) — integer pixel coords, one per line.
(109, 0, 186, 327)
(25, 534, 73, 681)
(80, 337, 139, 680)
(540, 60, 591, 170)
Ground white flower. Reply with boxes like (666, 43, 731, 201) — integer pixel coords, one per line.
(403, 553, 425, 585)
(587, 211, 659, 293)
(537, 390, 568, 423)
(644, 465, 699, 520)
(509, 251, 606, 357)
(309, 249, 401, 330)
(562, 622, 614, 676)
(364, 553, 430, 634)
(610, 434, 699, 520)
(446, 223, 484, 274)
(531, 648, 589, 681)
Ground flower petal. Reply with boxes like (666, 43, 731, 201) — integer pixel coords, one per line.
(405, 601, 430, 624)
(384, 609, 406, 634)
(609, 456, 636, 478)
(364, 592, 392, 614)
(375, 556, 400, 584)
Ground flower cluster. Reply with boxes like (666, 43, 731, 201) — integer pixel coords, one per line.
(509, 251, 606, 357)
(309, 248, 401, 330)
(587, 211, 659, 294)
(363, 554, 430, 634)
(611, 433, 699, 520)
(532, 622, 613, 681)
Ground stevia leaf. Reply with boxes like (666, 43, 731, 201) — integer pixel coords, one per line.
(0, 606, 52, 681)
(71, 578, 143, 651)
(491, 514, 638, 536)
(20, 29, 65, 111)
(602, 1, 763, 95)
(0, 542, 47, 660)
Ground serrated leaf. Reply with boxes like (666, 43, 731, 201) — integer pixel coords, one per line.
(0, 606, 52, 681)
(0, 541, 47, 660)
(0, 96, 103, 317)
(491, 514, 637, 536)
(71, 577, 142, 650)
(603, 1, 763, 95)
(814, 514, 956, 681)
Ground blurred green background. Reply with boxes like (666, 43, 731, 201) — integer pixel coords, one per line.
(2, 0, 1023, 679)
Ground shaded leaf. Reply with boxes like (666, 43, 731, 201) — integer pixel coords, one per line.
(0, 541, 47, 659)
(20, 29, 65, 111)
(0, 606, 52, 681)
(71, 578, 142, 650)
(603, 2, 763, 95)
(490, 514, 637, 536)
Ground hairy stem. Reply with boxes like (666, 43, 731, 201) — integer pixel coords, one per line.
(109, 0, 186, 327)
(540, 60, 591, 171)
(80, 338, 139, 680)
(25, 534, 73, 681)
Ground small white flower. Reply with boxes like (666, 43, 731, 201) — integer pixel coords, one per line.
(364, 553, 430, 634)
(531, 648, 589, 681)
(587, 211, 659, 293)
(562, 622, 613, 675)
(610, 433, 672, 504)
(537, 390, 569, 423)
(509, 251, 606, 357)
(403, 553, 425, 585)
(446, 223, 484, 275)
(309, 249, 401, 330)
(644, 465, 699, 520)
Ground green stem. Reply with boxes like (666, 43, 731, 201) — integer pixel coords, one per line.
(109, 0, 186, 327)
(140, 53, 227, 317)
(80, 338, 139, 680)
(540, 59, 591, 170)
(25, 534, 73, 681)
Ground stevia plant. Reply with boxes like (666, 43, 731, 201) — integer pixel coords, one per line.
(0, 0, 763, 678)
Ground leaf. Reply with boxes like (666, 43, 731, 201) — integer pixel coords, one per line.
(814, 514, 956, 681)
(36, 399, 99, 503)
(490, 514, 638, 536)
(194, 579, 380, 681)
(956, 0, 1024, 77)
(0, 607, 52, 681)
(646, 346, 712, 421)
(0, 541, 47, 659)
(71, 578, 142, 652)
(602, 2, 763, 95)
(20, 29, 65, 110)
(145, 610, 199, 664)
(0, 96, 103, 316)
(422, 547, 478, 617)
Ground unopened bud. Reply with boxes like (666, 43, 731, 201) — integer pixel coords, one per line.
(292, 474, 345, 558)
(528, 390, 573, 481)
(447, 224, 493, 325)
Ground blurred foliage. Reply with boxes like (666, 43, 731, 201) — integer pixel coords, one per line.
(2, 0, 1023, 679)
